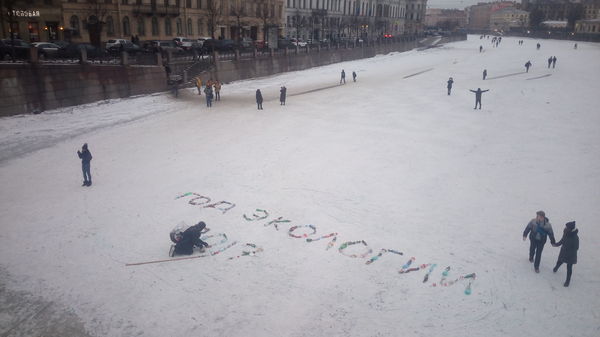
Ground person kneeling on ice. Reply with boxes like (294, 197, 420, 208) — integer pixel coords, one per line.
(171, 222, 209, 256)
(523, 210, 556, 273)
(552, 221, 579, 287)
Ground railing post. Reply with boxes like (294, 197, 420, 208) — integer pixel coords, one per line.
(253, 48, 258, 58)
(29, 46, 39, 63)
(120, 51, 129, 65)
(235, 49, 240, 61)
(155, 52, 162, 66)
(79, 47, 88, 64)
(166, 50, 173, 64)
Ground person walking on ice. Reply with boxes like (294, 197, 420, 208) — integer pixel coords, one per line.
(340, 69, 346, 84)
(256, 89, 263, 110)
(214, 80, 221, 101)
(525, 61, 532, 73)
(523, 210, 556, 273)
(552, 221, 579, 287)
(352, 71, 357, 82)
(280, 86, 287, 105)
(547, 57, 552, 68)
(482, 69, 487, 80)
(195, 77, 202, 95)
(447, 77, 454, 95)
(77, 143, 93, 186)
(469, 88, 489, 109)
(479, 45, 483, 53)
(552, 56, 557, 68)
(204, 84, 213, 107)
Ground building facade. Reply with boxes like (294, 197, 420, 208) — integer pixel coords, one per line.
(466, 1, 518, 31)
(1, 0, 285, 44)
(284, 1, 415, 42)
(425, 8, 467, 29)
(0, 0, 65, 42)
(490, 7, 529, 31)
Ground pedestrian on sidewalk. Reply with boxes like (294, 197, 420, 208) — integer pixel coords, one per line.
(552, 221, 579, 287)
(256, 89, 263, 110)
(469, 88, 489, 109)
(523, 210, 556, 273)
(77, 143, 93, 186)
(280, 86, 287, 105)
(214, 80, 221, 101)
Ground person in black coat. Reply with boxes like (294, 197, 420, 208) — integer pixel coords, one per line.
(173, 222, 209, 256)
(340, 69, 346, 84)
(525, 61, 532, 72)
(77, 143, 93, 186)
(447, 77, 454, 95)
(552, 221, 579, 287)
(469, 88, 489, 109)
(280, 86, 287, 105)
(482, 69, 487, 80)
(352, 71, 357, 82)
(256, 89, 263, 109)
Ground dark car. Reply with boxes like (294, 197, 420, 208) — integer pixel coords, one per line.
(107, 41, 143, 55)
(58, 43, 106, 59)
(1, 39, 31, 60)
(276, 39, 295, 49)
(31, 42, 61, 59)
(201, 39, 237, 53)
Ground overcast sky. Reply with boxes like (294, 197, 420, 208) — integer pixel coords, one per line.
(427, 0, 498, 9)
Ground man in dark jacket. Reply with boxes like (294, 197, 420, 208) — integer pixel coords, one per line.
(352, 71, 357, 82)
(525, 61, 532, 72)
(280, 86, 287, 105)
(552, 56, 557, 68)
(469, 88, 489, 109)
(523, 210, 556, 273)
(552, 221, 579, 287)
(482, 69, 487, 80)
(340, 69, 346, 84)
(256, 89, 263, 109)
(77, 143, 93, 186)
(447, 77, 454, 95)
(173, 222, 209, 256)
(547, 57, 552, 68)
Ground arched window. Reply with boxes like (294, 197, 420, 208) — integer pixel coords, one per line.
(106, 16, 115, 36)
(176, 18, 182, 35)
(187, 18, 193, 35)
(197, 19, 203, 35)
(69, 15, 80, 36)
(123, 16, 131, 36)
(151, 17, 159, 36)
(165, 17, 172, 35)
(137, 16, 145, 36)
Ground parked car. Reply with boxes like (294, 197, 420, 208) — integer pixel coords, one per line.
(105, 39, 129, 49)
(291, 38, 307, 47)
(0, 39, 31, 60)
(58, 43, 106, 59)
(107, 41, 142, 55)
(201, 39, 237, 53)
(145, 40, 184, 54)
(31, 42, 61, 58)
(276, 39, 295, 49)
(196, 37, 212, 47)
(239, 37, 254, 49)
(173, 37, 194, 50)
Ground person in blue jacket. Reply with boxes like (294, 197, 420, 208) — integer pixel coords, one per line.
(523, 210, 556, 273)
(77, 143, 93, 186)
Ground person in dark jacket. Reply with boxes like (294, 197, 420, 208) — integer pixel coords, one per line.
(256, 89, 263, 109)
(469, 88, 489, 109)
(204, 85, 213, 107)
(552, 221, 579, 287)
(547, 57, 552, 68)
(482, 69, 487, 80)
(552, 56, 557, 68)
(280, 86, 287, 105)
(447, 77, 454, 95)
(77, 143, 93, 186)
(352, 71, 357, 82)
(340, 69, 346, 84)
(523, 210, 556, 273)
(525, 61, 532, 72)
(479, 45, 483, 53)
(173, 222, 209, 256)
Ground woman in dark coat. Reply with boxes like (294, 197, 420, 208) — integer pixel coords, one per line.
(553, 221, 579, 287)
(256, 89, 263, 110)
(280, 86, 287, 105)
(173, 222, 209, 256)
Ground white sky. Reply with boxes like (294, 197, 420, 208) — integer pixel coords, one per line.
(427, 0, 498, 9)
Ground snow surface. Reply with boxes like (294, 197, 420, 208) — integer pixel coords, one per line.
(1, 35, 600, 337)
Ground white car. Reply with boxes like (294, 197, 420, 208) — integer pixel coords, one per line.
(291, 38, 307, 47)
(196, 37, 212, 47)
(106, 39, 129, 49)
(31, 42, 61, 58)
(173, 37, 194, 50)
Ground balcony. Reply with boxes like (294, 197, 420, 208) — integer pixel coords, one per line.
(132, 4, 181, 17)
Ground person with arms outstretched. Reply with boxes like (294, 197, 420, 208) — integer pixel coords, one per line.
(469, 88, 489, 109)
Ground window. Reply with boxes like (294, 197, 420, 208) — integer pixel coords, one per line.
(106, 16, 115, 36)
(123, 16, 131, 36)
(152, 17, 159, 35)
(197, 19, 203, 35)
(137, 17, 145, 36)
(197, 0, 202, 9)
(186, 0, 191, 8)
(187, 18, 193, 35)
(176, 18, 182, 35)
(69, 15, 80, 36)
(165, 17, 172, 35)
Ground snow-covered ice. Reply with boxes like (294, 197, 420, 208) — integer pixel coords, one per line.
(1, 35, 599, 337)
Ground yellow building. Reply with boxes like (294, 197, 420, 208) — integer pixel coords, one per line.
(0, 0, 64, 42)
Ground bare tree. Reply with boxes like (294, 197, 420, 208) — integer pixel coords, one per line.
(83, 0, 109, 48)
(257, 1, 275, 45)
(206, 0, 222, 39)
(229, 0, 246, 45)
